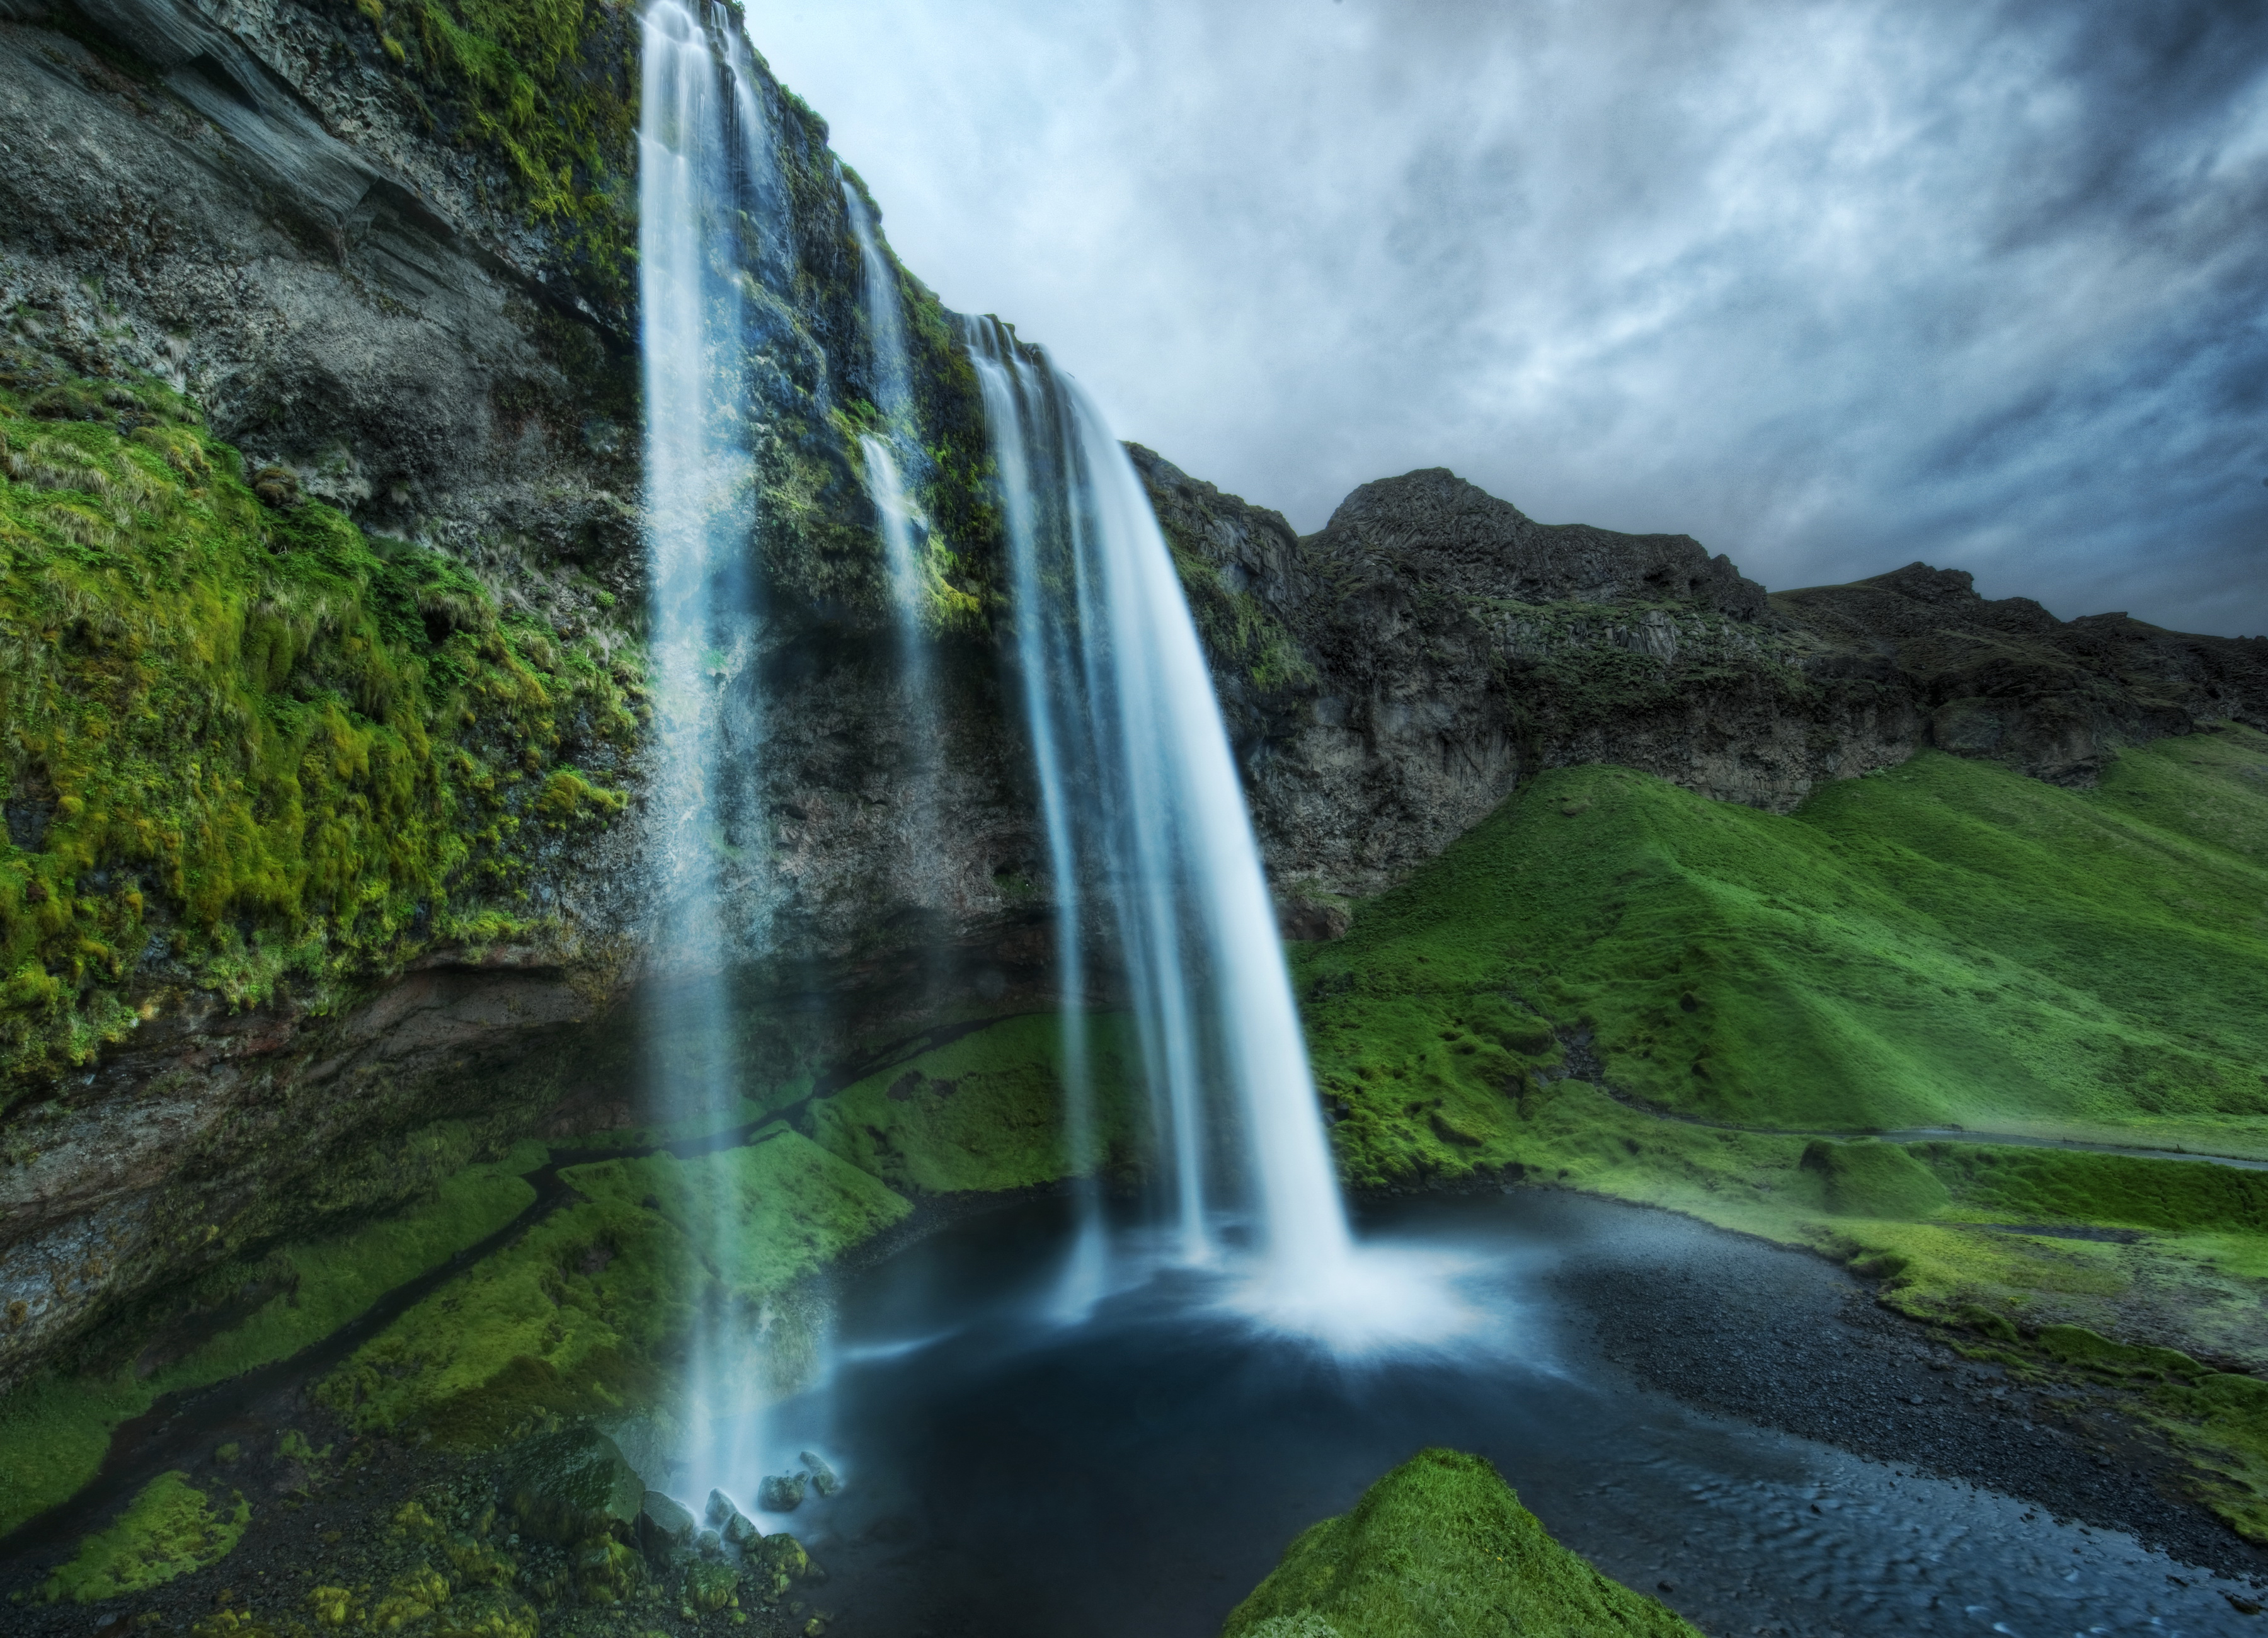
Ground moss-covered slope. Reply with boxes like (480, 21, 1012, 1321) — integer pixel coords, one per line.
(1221, 1448, 1697, 1638)
(0, 377, 634, 1094)
(1295, 726, 2268, 1535)
(1300, 727, 2268, 1177)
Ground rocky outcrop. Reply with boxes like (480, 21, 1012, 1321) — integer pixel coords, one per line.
(0, 0, 1033, 1390)
(1777, 563, 2267, 786)
(1138, 450, 2268, 918)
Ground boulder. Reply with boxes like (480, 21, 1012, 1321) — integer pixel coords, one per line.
(758, 1472, 808, 1513)
(638, 1489, 697, 1562)
(798, 1450, 842, 1499)
(500, 1428, 643, 1546)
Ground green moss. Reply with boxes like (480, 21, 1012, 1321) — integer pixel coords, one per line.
(1172, 545, 1318, 695)
(807, 1012, 1143, 1195)
(0, 380, 633, 1092)
(35, 1470, 249, 1603)
(1801, 1140, 1950, 1218)
(0, 1146, 540, 1535)
(361, 0, 639, 301)
(318, 1131, 910, 1445)
(1220, 1448, 1698, 1638)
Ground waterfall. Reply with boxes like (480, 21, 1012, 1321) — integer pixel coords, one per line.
(963, 319, 1356, 1306)
(965, 331, 1108, 1315)
(844, 179, 949, 927)
(639, 0, 781, 1515)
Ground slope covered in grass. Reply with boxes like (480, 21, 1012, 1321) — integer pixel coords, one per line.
(808, 1011, 1145, 1194)
(1220, 1448, 1697, 1637)
(316, 1130, 910, 1446)
(1298, 728, 2268, 1172)
(1293, 729, 2268, 1535)
(0, 1143, 542, 1537)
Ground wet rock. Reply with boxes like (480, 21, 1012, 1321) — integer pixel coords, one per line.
(704, 1487, 763, 1547)
(798, 1450, 841, 1499)
(638, 1489, 697, 1562)
(753, 1532, 822, 1587)
(759, 1472, 808, 1513)
(685, 1558, 741, 1612)
(500, 1427, 643, 1547)
(576, 1535, 643, 1601)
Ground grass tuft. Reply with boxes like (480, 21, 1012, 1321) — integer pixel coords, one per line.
(1220, 1447, 1698, 1637)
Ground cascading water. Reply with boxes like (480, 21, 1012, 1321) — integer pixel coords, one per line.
(843, 180, 949, 922)
(963, 319, 1361, 1317)
(639, 0, 794, 1513)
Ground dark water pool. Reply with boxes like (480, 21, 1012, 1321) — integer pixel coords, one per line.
(745, 1191, 2258, 1637)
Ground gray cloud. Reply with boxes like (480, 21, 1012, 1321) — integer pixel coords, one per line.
(752, 0, 2268, 635)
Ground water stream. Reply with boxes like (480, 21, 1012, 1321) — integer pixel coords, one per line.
(964, 320, 1360, 1326)
(638, 0, 781, 1515)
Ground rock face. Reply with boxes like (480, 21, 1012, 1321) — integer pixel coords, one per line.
(0, 0, 1038, 1391)
(1137, 449, 2268, 915)
(1311, 467, 1767, 617)
(1777, 563, 2265, 786)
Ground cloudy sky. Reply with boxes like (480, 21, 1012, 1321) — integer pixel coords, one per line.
(751, 0, 2268, 636)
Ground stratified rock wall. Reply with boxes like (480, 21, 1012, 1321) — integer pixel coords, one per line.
(1135, 449, 2268, 920)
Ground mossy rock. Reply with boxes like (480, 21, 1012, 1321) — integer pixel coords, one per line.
(685, 1558, 741, 1612)
(1801, 1140, 1950, 1219)
(499, 1425, 642, 1545)
(1220, 1448, 1698, 1637)
(38, 1470, 249, 1603)
(2034, 1323, 2200, 1381)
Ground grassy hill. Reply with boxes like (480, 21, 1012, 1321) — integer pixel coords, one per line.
(1297, 727, 2268, 1160)
(1293, 724, 2268, 1537)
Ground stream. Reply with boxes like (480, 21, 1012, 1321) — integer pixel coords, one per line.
(746, 1191, 2263, 1638)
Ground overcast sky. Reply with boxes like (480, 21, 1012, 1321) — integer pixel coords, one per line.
(751, 0, 2268, 636)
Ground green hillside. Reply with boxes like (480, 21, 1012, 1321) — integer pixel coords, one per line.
(1299, 727, 2268, 1166)
(1293, 725, 2268, 1536)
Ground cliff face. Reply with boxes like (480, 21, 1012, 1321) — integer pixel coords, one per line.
(0, 0, 1042, 1390)
(1138, 449, 2268, 926)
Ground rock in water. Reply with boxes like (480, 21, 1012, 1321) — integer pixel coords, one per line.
(1220, 1448, 1698, 1637)
(754, 1533, 822, 1586)
(798, 1450, 842, 1499)
(759, 1472, 808, 1513)
(638, 1490, 697, 1562)
(501, 1428, 644, 1546)
(705, 1489, 757, 1545)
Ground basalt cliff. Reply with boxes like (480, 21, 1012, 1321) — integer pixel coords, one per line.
(3, 0, 2265, 1404)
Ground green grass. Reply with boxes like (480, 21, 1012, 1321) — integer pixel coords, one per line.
(807, 1011, 1144, 1194)
(30, 1470, 248, 1604)
(316, 1131, 912, 1445)
(1298, 732, 2268, 1184)
(0, 1145, 541, 1536)
(1220, 1448, 1697, 1637)
(1292, 731, 2268, 1533)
